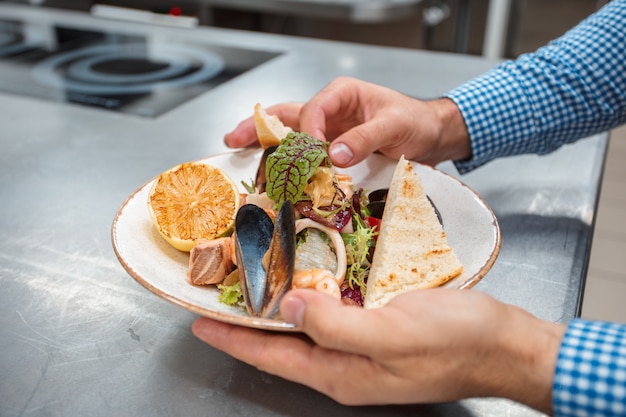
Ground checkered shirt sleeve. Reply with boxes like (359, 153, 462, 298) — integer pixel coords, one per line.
(553, 319, 626, 417)
(446, 0, 626, 173)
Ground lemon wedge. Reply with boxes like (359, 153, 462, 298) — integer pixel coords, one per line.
(254, 103, 293, 149)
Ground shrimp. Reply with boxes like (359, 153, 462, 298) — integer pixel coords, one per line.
(292, 268, 341, 299)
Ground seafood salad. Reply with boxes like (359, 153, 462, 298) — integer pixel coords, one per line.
(188, 132, 385, 318)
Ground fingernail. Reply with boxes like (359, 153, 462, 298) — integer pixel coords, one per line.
(329, 142, 354, 165)
(281, 294, 305, 327)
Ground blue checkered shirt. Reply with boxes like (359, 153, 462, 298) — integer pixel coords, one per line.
(446, 1, 626, 415)
(553, 320, 626, 417)
(447, 0, 626, 173)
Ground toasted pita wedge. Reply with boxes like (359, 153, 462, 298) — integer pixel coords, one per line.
(364, 156, 463, 309)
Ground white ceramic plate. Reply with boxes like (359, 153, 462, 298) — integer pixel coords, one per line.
(112, 149, 501, 331)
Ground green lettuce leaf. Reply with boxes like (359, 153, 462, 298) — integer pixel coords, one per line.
(217, 281, 243, 306)
(342, 210, 376, 295)
(265, 132, 331, 205)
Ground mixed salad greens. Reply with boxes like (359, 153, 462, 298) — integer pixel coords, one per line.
(219, 132, 381, 307)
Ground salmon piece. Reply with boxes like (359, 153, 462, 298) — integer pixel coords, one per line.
(187, 237, 235, 285)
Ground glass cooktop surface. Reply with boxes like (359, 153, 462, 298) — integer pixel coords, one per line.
(0, 19, 280, 118)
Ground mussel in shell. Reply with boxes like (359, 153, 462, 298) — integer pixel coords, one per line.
(234, 201, 295, 318)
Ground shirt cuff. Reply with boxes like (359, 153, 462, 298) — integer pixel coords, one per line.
(552, 319, 626, 417)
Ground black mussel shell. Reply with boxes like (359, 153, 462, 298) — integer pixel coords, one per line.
(254, 145, 278, 193)
(260, 200, 296, 318)
(234, 204, 274, 316)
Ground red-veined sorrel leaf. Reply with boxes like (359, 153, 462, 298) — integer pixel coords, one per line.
(265, 132, 330, 205)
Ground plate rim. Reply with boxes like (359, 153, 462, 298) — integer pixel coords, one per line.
(426, 163, 502, 290)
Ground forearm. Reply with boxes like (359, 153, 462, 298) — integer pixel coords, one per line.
(447, 0, 626, 173)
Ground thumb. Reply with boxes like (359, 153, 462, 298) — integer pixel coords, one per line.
(327, 119, 400, 168)
(280, 288, 336, 327)
(327, 126, 375, 168)
(280, 289, 386, 354)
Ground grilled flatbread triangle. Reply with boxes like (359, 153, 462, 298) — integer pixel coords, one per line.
(364, 156, 463, 309)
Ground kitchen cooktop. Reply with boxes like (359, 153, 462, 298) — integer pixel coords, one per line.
(0, 19, 280, 118)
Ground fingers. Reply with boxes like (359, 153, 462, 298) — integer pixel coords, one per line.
(298, 77, 362, 143)
(224, 116, 257, 148)
(224, 102, 303, 148)
(224, 77, 420, 167)
(298, 77, 421, 167)
(191, 316, 382, 404)
(265, 102, 304, 131)
(223, 77, 452, 167)
(298, 79, 374, 167)
(191, 317, 315, 375)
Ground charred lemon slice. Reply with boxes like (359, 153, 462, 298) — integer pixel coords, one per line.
(148, 162, 240, 252)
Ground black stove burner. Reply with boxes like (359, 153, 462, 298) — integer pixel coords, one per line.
(0, 21, 280, 117)
(0, 20, 33, 56)
(32, 42, 225, 95)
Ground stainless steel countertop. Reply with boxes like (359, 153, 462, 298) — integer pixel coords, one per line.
(0, 4, 607, 417)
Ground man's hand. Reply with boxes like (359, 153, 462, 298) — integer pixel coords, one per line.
(223, 77, 472, 168)
(193, 288, 565, 414)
